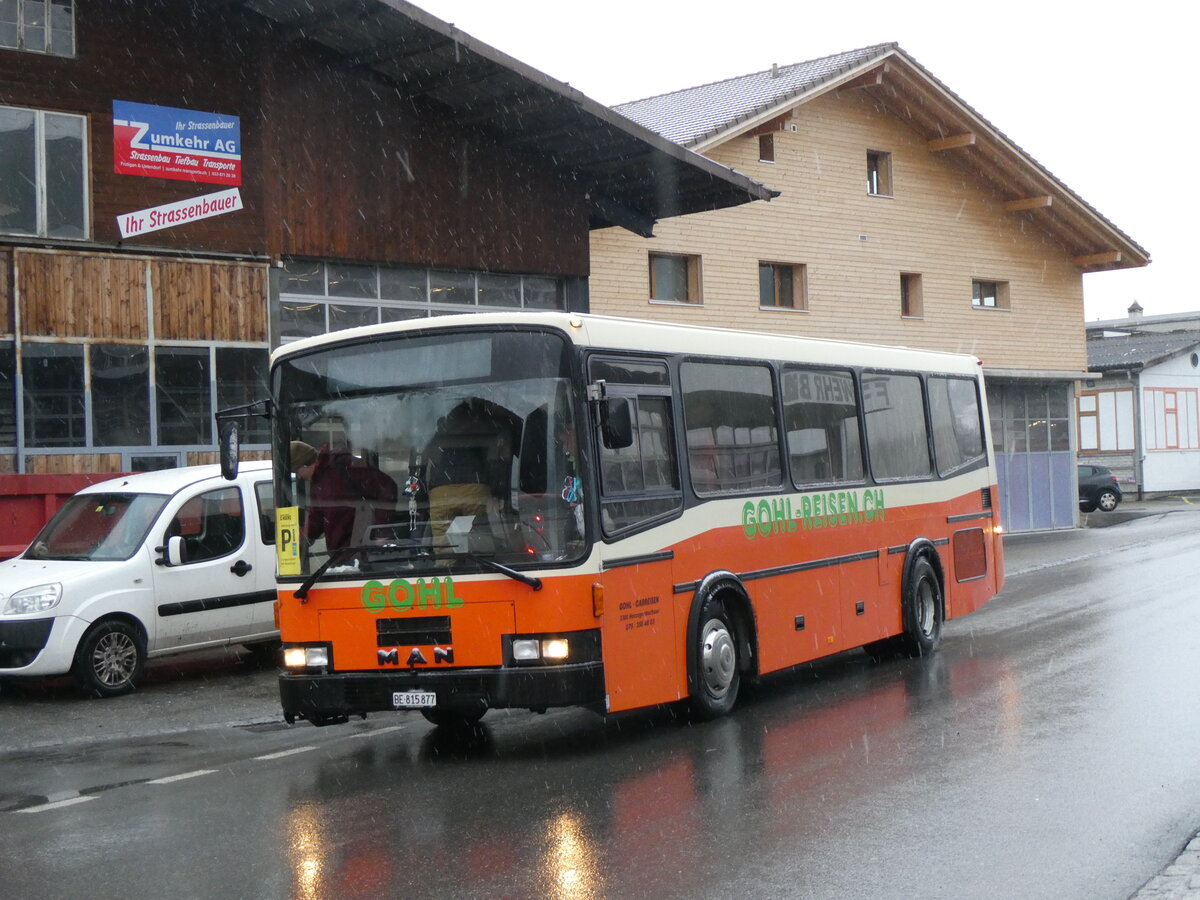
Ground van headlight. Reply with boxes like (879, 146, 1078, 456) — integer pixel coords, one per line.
(2, 583, 63, 615)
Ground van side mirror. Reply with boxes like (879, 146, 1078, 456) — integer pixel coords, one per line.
(157, 535, 186, 567)
(600, 397, 634, 450)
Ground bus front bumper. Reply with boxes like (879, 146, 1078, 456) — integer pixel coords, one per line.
(279, 661, 605, 723)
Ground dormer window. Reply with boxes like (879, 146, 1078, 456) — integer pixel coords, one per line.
(0, 0, 75, 57)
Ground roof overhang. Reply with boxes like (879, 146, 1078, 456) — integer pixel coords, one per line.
(236, 0, 775, 236)
(695, 46, 1148, 272)
(983, 367, 1094, 383)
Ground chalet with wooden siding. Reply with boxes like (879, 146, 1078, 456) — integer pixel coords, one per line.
(588, 44, 1150, 532)
(0, 0, 769, 526)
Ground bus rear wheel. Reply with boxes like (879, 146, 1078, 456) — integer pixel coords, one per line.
(897, 556, 943, 657)
(689, 597, 740, 719)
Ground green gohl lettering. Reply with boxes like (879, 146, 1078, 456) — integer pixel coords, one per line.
(361, 576, 466, 611)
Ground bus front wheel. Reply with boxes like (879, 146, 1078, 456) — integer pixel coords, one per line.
(690, 597, 740, 719)
(897, 556, 943, 657)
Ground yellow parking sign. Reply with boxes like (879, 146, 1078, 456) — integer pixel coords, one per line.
(276, 506, 301, 576)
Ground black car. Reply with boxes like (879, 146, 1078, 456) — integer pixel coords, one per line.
(1078, 464, 1123, 512)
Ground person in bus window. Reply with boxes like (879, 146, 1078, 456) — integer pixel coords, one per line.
(291, 440, 398, 552)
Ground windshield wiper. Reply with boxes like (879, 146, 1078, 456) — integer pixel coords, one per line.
(293, 544, 379, 601)
(461, 552, 542, 591)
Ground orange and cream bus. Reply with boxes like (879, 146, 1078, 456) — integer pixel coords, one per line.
(239, 312, 1003, 728)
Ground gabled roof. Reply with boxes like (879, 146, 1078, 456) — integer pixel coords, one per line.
(1087, 332, 1200, 371)
(615, 43, 1149, 271)
(615, 44, 894, 147)
(233, 0, 774, 236)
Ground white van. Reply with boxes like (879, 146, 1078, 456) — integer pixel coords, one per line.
(0, 461, 279, 696)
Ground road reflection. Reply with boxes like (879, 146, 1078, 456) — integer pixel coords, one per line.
(279, 643, 1012, 898)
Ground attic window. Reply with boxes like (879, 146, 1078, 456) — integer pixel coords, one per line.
(867, 150, 892, 196)
(759, 134, 775, 162)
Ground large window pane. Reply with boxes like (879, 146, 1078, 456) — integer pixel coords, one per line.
(0, 106, 37, 234)
(280, 300, 325, 339)
(523, 277, 561, 309)
(863, 372, 931, 480)
(156, 348, 211, 445)
(928, 376, 984, 476)
(782, 367, 863, 485)
(327, 263, 376, 299)
(23, 343, 84, 447)
(0, 341, 15, 446)
(430, 271, 475, 305)
(328, 303, 378, 332)
(477, 274, 522, 308)
(380, 267, 428, 304)
(91, 344, 149, 446)
(44, 111, 85, 238)
(682, 361, 781, 494)
(282, 260, 324, 295)
(48, 0, 73, 56)
(216, 347, 269, 444)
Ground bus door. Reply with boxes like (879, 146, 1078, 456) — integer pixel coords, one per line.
(590, 358, 685, 713)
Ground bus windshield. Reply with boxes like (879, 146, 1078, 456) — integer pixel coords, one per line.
(274, 328, 586, 579)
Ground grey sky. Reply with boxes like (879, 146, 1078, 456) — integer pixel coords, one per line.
(415, 0, 1195, 322)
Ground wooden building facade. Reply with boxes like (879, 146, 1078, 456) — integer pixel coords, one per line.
(0, 0, 769, 481)
(588, 44, 1150, 532)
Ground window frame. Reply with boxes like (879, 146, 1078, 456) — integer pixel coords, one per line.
(0, 103, 89, 239)
(971, 279, 1010, 310)
(861, 369, 933, 483)
(759, 262, 808, 311)
(648, 252, 702, 305)
(0, 0, 76, 57)
(680, 358, 783, 498)
(867, 150, 893, 197)
(900, 272, 923, 318)
(758, 133, 775, 163)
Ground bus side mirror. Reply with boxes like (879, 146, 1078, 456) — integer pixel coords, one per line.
(219, 419, 240, 481)
(600, 398, 634, 450)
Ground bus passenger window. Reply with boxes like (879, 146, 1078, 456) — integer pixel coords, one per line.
(928, 376, 985, 476)
(863, 372, 932, 480)
(681, 361, 781, 495)
(782, 367, 864, 486)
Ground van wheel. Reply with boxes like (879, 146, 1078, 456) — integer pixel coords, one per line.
(73, 621, 145, 697)
(689, 597, 740, 720)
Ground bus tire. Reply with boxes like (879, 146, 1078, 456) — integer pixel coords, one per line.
(422, 701, 488, 728)
(897, 556, 943, 657)
(689, 597, 740, 719)
(72, 620, 146, 698)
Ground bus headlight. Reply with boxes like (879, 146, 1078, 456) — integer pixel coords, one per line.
(283, 646, 329, 669)
(507, 631, 600, 666)
(512, 638, 571, 662)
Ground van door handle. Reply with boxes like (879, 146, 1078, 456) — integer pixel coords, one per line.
(230, 560, 253, 577)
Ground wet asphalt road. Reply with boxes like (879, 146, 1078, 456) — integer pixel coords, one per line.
(1, 509, 1198, 899)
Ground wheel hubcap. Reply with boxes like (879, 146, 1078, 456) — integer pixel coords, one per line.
(700, 618, 736, 699)
(92, 633, 137, 687)
(915, 579, 937, 637)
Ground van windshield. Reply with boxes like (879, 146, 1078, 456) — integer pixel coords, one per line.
(25, 493, 169, 562)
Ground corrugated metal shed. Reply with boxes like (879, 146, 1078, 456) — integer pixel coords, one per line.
(1087, 333, 1200, 371)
